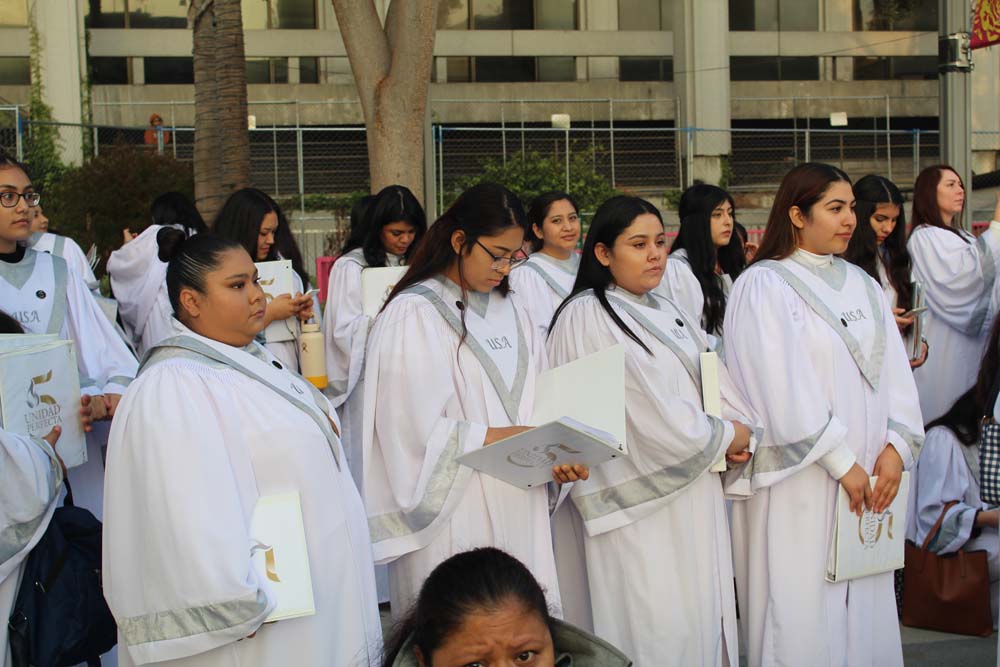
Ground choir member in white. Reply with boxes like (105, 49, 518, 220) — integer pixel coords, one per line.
(26, 205, 99, 292)
(843, 175, 927, 368)
(0, 425, 63, 667)
(546, 195, 758, 666)
(103, 232, 381, 667)
(362, 183, 587, 617)
(725, 163, 924, 667)
(654, 184, 745, 349)
(214, 188, 316, 371)
(0, 154, 137, 520)
(508, 192, 581, 337)
(908, 165, 1000, 422)
(323, 185, 425, 489)
(107, 192, 207, 356)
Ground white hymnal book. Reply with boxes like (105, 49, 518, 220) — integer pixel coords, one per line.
(256, 260, 298, 343)
(250, 492, 316, 622)
(457, 345, 627, 489)
(825, 473, 909, 583)
(361, 266, 408, 317)
(700, 352, 727, 473)
(0, 337, 86, 468)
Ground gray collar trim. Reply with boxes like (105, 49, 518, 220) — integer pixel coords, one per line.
(338, 247, 368, 267)
(141, 335, 340, 468)
(405, 282, 529, 423)
(605, 293, 702, 387)
(755, 260, 886, 390)
(789, 252, 848, 291)
(0, 246, 38, 290)
(0, 250, 68, 335)
(520, 261, 570, 299)
(534, 252, 580, 274)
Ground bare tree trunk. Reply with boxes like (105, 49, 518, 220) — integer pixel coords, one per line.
(331, 0, 438, 202)
(190, 0, 250, 224)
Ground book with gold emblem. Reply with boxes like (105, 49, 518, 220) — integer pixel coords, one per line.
(361, 266, 408, 317)
(826, 473, 909, 582)
(256, 260, 298, 343)
(250, 492, 316, 622)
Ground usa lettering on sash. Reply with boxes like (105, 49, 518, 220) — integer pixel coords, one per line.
(841, 308, 867, 323)
(486, 335, 513, 351)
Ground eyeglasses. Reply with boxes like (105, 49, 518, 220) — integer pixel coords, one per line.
(0, 191, 40, 208)
(476, 240, 529, 270)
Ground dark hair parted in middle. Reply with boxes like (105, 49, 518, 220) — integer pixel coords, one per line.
(525, 192, 580, 253)
(150, 192, 207, 237)
(911, 164, 967, 242)
(550, 195, 663, 355)
(670, 184, 745, 335)
(158, 231, 245, 315)
(212, 188, 310, 287)
(843, 174, 914, 312)
(752, 162, 852, 264)
(360, 185, 427, 267)
(384, 182, 525, 307)
(380, 547, 552, 667)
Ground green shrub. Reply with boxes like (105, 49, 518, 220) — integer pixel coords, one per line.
(46, 143, 194, 276)
(662, 188, 683, 210)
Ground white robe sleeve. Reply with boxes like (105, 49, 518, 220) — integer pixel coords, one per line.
(656, 258, 705, 330)
(878, 288, 925, 469)
(909, 223, 1000, 336)
(108, 225, 169, 348)
(65, 268, 138, 395)
(547, 297, 740, 529)
(58, 236, 99, 291)
(725, 267, 853, 490)
(103, 364, 275, 665)
(0, 430, 62, 582)
(362, 296, 488, 562)
(908, 427, 979, 555)
(322, 258, 369, 407)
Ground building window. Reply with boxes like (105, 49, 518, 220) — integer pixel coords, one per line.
(89, 57, 130, 84)
(0, 58, 30, 85)
(853, 55, 936, 80)
(435, 0, 577, 82)
(729, 0, 818, 31)
(242, 0, 317, 29)
(144, 57, 194, 84)
(618, 0, 672, 82)
(854, 0, 937, 30)
(128, 0, 189, 28)
(247, 57, 289, 84)
(85, 0, 127, 28)
(298, 57, 319, 83)
(0, 0, 28, 26)
(730, 56, 820, 80)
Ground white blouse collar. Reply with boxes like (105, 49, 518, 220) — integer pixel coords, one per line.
(792, 247, 835, 268)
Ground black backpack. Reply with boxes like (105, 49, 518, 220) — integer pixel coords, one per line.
(7, 479, 117, 667)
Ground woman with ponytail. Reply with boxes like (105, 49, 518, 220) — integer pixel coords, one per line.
(546, 195, 756, 665)
(103, 233, 381, 667)
(362, 183, 588, 618)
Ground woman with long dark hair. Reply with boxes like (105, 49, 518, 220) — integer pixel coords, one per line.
(655, 184, 745, 347)
(104, 233, 381, 667)
(546, 195, 756, 665)
(724, 163, 924, 666)
(108, 191, 208, 355)
(843, 174, 927, 368)
(508, 191, 581, 337)
(905, 311, 1000, 625)
(908, 165, 1000, 421)
(214, 188, 315, 370)
(321, 185, 426, 490)
(361, 183, 586, 618)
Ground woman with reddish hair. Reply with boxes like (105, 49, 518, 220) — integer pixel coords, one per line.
(908, 165, 1000, 422)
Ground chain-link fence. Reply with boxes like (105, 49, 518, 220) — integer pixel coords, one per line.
(0, 106, 22, 159)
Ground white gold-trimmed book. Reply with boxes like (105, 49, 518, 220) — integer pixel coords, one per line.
(256, 260, 298, 343)
(361, 266, 408, 317)
(250, 492, 316, 622)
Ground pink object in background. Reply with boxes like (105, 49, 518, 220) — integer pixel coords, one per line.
(316, 255, 337, 304)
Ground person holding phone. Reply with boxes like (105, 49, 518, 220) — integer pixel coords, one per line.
(843, 174, 928, 369)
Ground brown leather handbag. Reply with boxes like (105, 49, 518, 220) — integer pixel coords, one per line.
(901, 501, 993, 637)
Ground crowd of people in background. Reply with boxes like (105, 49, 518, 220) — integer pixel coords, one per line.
(1, 148, 999, 667)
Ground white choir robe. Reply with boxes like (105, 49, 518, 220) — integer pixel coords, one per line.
(362, 275, 561, 617)
(547, 287, 759, 667)
(653, 248, 733, 350)
(107, 224, 177, 356)
(28, 232, 98, 291)
(0, 248, 137, 519)
(508, 251, 579, 338)
(724, 249, 924, 667)
(905, 425, 999, 625)
(322, 247, 402, 491)
(1, 430, 62, 667)
(260, 270, 316, 373)
(103, 324, 380, 667)
(909, 222, 1000, 422)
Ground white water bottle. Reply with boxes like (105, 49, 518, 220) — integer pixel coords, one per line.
(298, 322, 328, 389)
